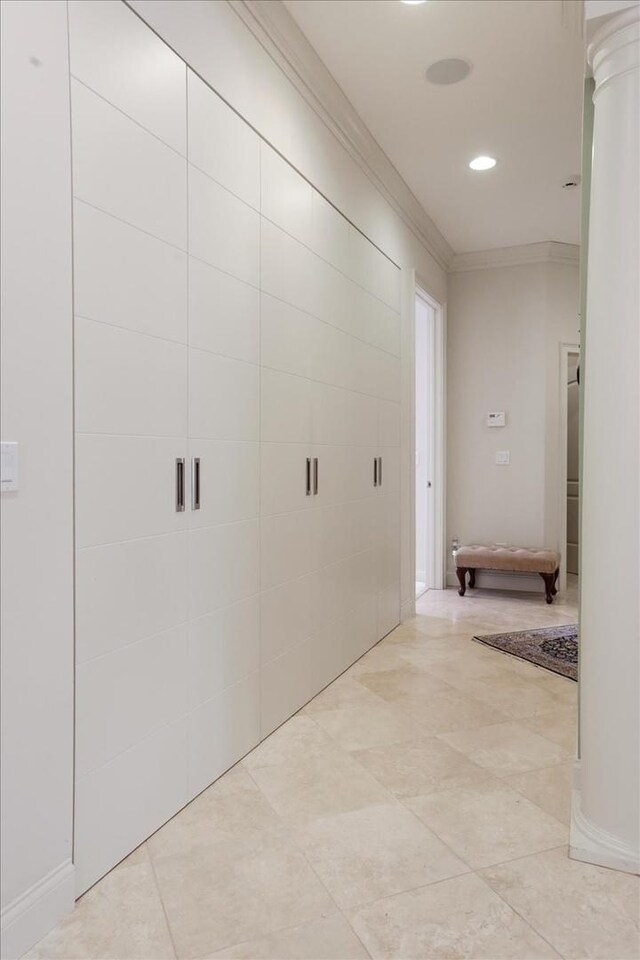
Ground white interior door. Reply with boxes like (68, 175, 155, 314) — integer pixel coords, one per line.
(70, 0, 190, 893)
(415, 295, 436, 597)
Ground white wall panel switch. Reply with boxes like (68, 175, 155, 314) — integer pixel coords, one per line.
(495, 450, 510, 465)
(487, 412, 506, 427)
(1, 442, 19, 491)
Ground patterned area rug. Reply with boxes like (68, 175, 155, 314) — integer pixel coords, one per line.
(473, 624, 578, 681)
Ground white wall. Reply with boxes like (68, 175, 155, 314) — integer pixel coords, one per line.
(127, 0, 447, 620)
(0, 2, 75, 957)
(446, 256, 579, 582)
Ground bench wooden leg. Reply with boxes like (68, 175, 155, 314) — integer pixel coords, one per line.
(456, 567, 468, 596)
(469, 568, 476, 589)
(540, 572, 555, 604)
(552, 567, 559, 596)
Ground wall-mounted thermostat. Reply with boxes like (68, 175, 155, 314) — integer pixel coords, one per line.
(487, 412, 506, 427)
(495, 450, 510, 465)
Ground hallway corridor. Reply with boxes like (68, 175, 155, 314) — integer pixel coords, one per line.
(26, 586, 639, 960)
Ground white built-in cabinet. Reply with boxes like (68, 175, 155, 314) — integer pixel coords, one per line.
(70, 0, 401, 894)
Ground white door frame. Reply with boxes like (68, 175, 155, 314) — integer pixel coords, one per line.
(558, 341, 580, 594)
(413, 283, 446, 594)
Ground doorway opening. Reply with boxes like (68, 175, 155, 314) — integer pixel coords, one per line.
(558, 343, 580, 594)
(415, 288, 445, 599)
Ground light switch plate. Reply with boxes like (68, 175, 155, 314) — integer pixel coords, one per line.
(1, 442, 19, 491)
(487, 412, 506, 427)
(495, 450, 510, 465)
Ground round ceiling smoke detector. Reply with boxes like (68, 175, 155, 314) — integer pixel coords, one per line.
(426, 58, 472, 85)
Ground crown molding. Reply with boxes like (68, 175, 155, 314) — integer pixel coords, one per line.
(228, 0, 454, 270)
(449, 241, 580, 273)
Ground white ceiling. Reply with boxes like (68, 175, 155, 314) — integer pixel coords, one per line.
(283, 0, 585, 253)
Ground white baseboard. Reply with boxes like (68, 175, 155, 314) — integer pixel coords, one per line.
(401, 598, 415, 622)
(1, 860, 75, 960)
(570, 781, 640, 876)
(446, 569, 545, 593)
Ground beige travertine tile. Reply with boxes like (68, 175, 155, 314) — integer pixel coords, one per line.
(393, 688, 509, 734)
(147, 763, 284, 861)
(354, 665, 457, 703)
(347, 872, 560, 959)
(440, 671, 566, 719)
(310, 701, 427, 751)
(346, 644, 415, 676)
(482, 847, 640, 959)
(505, 762, 574, 824)
(153, 831, 335, 959)
(395, 635, 498, 669)
(352, 736, 489, 799)
(439, 721, 570, 776)
(425, 653, 516, 685)
(242, 715, 339, 769)
(303, 675, 385, 714)
(294, 802, 468, 909)
(206, 915, 369, 959)
(520, 704, 577, 751)
(406, 780, 567, 868)
(24, 861, 175, 960)
(247, 749, 391, 825)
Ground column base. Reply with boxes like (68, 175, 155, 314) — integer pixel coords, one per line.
(570, 768, 640, 876)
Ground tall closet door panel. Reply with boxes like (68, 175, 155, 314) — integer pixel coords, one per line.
(68, 0, 187, 155)
(188, 520, 259, 622)
(188, 71, 260, 211)
(75, 435, 188, 548)
(75, 719, 188, 894)
(260, 639, 313, 738)
(189, 258, 260, 364)
(189, 349, 259, 443)
(260, 576, 314, 737)
(76, 623, 189, 778)
(261, 220, 321, 320)
(188, 165, 259, 286)
(261, 575, 314, 665)
(76, 533, 188, 664)
(75, 318, 187, 439)
(310, 191, 350, 274)
(260, 509, 319, 592)
(73, 201, 187, 343)
(71, 79, 187, 249)
(187, 440, 259, 529)
(376, 492, 401, 640)
(188, 597, 260, 709)
(188, 672, 260, 797)
(261, 443, 313, 518)
(261, 294, 315, 380)
(378, 400, 401, 449)
(261, 368, 312, 444)
(312, 382, 350, 447)
(315, 502, 352, 570)
(261, 144, 313, 246)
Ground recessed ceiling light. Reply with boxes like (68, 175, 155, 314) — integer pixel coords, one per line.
(401, 1, 428, 5)
(426, 58, 472, 85)
(469, 155, 497, 171)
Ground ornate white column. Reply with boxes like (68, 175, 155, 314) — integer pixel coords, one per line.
(570, 5, 640, 875)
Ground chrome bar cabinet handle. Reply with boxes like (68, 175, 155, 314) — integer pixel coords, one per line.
(313, 457, 319, 495)
(306, 457, 312, 496)
(191, 457, 201, 511)
(175, 457, 185, 512)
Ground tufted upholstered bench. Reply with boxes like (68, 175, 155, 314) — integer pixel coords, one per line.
(455, 544, 561, 604)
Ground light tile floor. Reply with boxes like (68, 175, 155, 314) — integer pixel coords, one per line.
(25, 582, 640, 960)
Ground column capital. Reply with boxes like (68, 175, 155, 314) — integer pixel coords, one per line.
(587, 5, 640, 95)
